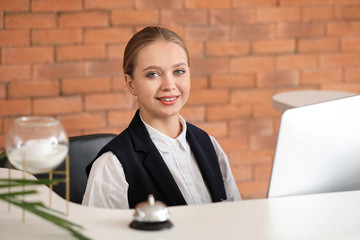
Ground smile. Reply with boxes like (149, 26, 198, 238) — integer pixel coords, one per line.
(157, 96, 179, 105)
(159, 97, 176, 101)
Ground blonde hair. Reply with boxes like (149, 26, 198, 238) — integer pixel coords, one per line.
(123, 26, 189, 78)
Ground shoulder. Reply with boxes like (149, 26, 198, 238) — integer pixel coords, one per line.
(186, 122, 209, 136)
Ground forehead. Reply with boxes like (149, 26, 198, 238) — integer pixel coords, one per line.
(135, 41, 188, 69)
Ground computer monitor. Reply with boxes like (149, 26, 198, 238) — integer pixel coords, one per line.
(268, 94, 360, 198)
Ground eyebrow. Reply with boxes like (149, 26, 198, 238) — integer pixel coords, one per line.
(142, 62, 188, 72)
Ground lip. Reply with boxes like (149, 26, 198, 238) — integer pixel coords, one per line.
(156, 95, 179, 105)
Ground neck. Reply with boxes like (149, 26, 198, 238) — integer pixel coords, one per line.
(141, 113, 182, 139)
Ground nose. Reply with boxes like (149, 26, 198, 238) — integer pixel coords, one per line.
(161, 73, 176, 91)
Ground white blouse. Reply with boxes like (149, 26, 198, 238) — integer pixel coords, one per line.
(82, 116, 241, 209)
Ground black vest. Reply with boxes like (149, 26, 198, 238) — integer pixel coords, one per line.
(86, 110, 227, 208)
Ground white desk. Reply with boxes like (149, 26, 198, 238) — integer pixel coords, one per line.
(272, 90, 357, 112)
(1, 168, 360, 240)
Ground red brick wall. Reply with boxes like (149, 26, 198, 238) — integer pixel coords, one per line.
(1, 0, 360, 199)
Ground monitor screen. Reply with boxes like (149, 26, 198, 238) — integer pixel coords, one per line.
(268, 95, 360, 198)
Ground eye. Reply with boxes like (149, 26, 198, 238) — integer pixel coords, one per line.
(174, 69, 186, 75)
(146, 72, 160, 78)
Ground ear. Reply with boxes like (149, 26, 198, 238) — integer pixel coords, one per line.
(125, 74, 136, 95)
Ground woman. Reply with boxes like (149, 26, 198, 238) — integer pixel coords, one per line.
(82, 26, 241, 209)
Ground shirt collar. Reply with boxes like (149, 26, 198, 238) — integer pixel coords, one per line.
(140, 114, 187, 153)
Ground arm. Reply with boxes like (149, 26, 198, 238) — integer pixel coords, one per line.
(210, 136, 242, 201)
(82, 151, 130, 209)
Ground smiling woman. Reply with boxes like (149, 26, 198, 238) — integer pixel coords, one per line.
(82, 26, 241, 209)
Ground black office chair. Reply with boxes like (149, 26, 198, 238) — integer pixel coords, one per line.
(0, 133, 116, 204)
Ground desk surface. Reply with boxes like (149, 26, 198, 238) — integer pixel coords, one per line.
(272, 90, 357, 112)
(1, 169, 360, 240)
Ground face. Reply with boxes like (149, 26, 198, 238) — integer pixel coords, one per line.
(126, 41, 190, 123)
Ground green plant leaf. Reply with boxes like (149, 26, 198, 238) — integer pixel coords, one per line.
(1, 178, 93, 240)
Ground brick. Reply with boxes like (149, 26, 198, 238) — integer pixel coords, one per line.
(302, 68, 342, 85)
(180, 105, 206, 122)
(253, 39, 295, 54)
(217, 137, 248, 152)
(302, 6, 335, 22)
(231, 89, 274, 105)
(194, 121, 227, 138)
(84, 127, 121, 136)
(0, 0, 29, 11)
(320, 53, 360, 67)
(283, 0, 360, 6)
(2, 47, 54, 64)
(85, 60, 123, 77)
(257, 70, 299, 87)
(62, 77, 111, 94)
(187, 89, 229, 105)
(302, 7, 334, 22)
(250, 135, 277, 150)
(320, 83, 360, 93)
(84, 28, 133, 43)
(277, 23, 325, 38)
(108, 44, 126, 59)
(207, 105, 251, 121)
(211, 9, 253, 25)
(108, 110, 134, 126)
(335, 6, 360, 20)
(0, 12, 3, 28)
(238, 180, 269, 196)
(0, 65, 31, 82)
(9, 80, 59, 98)
(256, 7, 300, 22)
(32, 29, 82, 45)
(161, 10, 207, 25)
(231, 56, 274, 73)
(59, 11, 109, 28)
(185, 0, 231, 8)
(230, 118, 273, 136)
(33, 63, 84, 80)
(57, 44, 105, 62)
(298, 38, 339, 53)
(254, 102, 280, 117)
(85, 93, 133, 110)
(206, 41, 250, 56)
(112, 10, 158, 25)
(0, 30, 29, 47)
(230, 149, 275, 165)
(278, 0, 333, 6)
(255, 164, 272, 180)
(186, 41, 204, 58)
(210, 73, 255, 89)
(33, 96, 82, 115)
(112, 77, 127, 92)
(185, 26, 229, 41)
(190, 58, 230, 74)
(0, 84, 5, 99)
(32, 0, 82, 12)
(85, 0, 132, 9)
(276, 54, 318, 70)
(189, 76, 208, 89)
(232, 24, 275, 40)
(5, 13, 56, 30)
(327, 21, 360, 37)
(135, 0, 182, 9)
(0, 99, 31, 116)
(342, 38, 360, 52)
(233, 0, 276, 7)
(345, 67, 360, 82)
(58, 113, 106, 131)
(231, 165, 252, 182)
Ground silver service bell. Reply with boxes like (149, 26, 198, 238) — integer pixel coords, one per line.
(129, 194, 173, 231)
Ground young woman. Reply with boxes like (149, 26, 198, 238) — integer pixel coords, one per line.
(82, 26, 241, 209)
